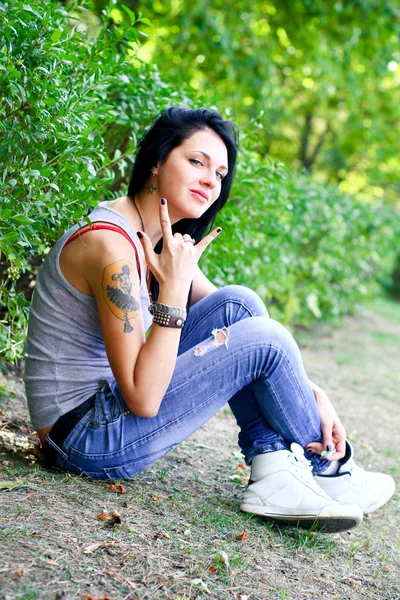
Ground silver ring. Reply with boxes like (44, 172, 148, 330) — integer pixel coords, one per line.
(184, 238, 195, 244)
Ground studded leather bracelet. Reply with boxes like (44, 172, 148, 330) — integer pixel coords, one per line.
(148, 301, 187, 329)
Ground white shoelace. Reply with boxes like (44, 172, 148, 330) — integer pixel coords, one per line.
(287, 444, 328, 494)
(347, 462, 374, 490)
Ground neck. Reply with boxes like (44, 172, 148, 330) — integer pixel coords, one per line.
(132, 189, 184, 248)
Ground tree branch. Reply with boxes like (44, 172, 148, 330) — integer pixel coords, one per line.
(300, 113, 330, 172)
(299, 113, 313, 171)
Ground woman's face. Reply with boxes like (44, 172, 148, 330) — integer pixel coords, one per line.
(154, 128, 229, 221)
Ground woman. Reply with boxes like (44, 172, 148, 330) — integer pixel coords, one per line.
(24, 107, 395, 533)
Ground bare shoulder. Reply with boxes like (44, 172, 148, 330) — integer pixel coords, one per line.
(82, 229, 140, 294)
(59, 226, 139, 296)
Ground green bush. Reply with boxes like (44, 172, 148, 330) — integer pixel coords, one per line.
(203, 129, 399, 325)
(0, 0, 192, 359)
(0, 1, 398, 361)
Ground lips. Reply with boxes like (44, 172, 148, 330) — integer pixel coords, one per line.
(190, 189, 209, 202)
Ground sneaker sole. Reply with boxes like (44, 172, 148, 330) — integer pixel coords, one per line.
(240, 504, 362, 533)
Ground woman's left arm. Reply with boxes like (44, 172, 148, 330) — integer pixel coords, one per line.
(190, 266, 218, 306)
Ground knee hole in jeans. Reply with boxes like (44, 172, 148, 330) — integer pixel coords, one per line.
(194, 327, 229, 356)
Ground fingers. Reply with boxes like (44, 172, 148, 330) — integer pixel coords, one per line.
(333, 439, 346, 460)
(305, 442, 324, 455)
(306, 434, 346, 461)
(305, 441, 338, 461)
(321, 421, 334, 457)
(195, 227, 222, 256)
(136, 231, 156, 269)
(182, 234, 195, 244)
(159, 198, 174, 244)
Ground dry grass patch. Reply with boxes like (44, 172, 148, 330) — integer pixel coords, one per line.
(0, 297, 399, 599)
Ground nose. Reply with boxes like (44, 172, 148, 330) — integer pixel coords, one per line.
(200, 168, 218, 189)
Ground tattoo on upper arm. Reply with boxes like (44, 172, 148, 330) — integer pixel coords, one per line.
(102, 260, 140, 333)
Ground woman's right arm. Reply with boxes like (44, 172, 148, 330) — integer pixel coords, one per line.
(84, 200, 220, 418)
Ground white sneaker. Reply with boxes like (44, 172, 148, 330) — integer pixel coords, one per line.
(240, 444, 363, 533)
(313, 441, 396, 514)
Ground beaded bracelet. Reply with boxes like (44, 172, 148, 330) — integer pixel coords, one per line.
(148, 301, 187, 320)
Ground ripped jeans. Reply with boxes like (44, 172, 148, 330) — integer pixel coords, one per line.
(53, 285, 328, 480)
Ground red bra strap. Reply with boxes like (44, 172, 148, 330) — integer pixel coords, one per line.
(64, 223, 142, 280)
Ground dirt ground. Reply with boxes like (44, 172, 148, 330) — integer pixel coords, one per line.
(0, 297, 399, 600)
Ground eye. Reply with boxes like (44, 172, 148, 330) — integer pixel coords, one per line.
(216, 171, 225, 181)
(189, 158, 203, 166)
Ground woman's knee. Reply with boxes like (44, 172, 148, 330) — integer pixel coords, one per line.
(244, 316, 298, 354)
(215, 285, 269, 318)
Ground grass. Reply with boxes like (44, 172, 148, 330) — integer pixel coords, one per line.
(0, 296, 400, 599)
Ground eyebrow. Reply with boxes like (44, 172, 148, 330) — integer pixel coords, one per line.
(189, 150, 228, 172)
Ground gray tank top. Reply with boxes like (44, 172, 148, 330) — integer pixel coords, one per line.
(24, 201, 152, 430)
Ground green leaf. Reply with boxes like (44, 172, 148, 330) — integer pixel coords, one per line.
(22, 4, 41, 18)
(51, 28, 62, 43)
(137, 17, 152, 26)
(0, 231, 19, 243)
(12, 215, 35, 225)
(120, 4, 136, 25)
(0, 480, 25, 490)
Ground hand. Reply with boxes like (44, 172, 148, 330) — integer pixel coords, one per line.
(306, 385, 347, 461)
(137, 198, 221, 292)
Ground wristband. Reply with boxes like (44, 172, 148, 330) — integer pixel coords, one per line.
(152, 312, 185, 329)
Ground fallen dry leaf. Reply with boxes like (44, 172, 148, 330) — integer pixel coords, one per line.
(97, 510, 122, 525)
(206, 565, 218, 574)
(107, 484, 127, 494)
(155, 531, 170, 539)
(45, 559, 60, 567)
(12, 568, 25, 580)
(296, 548, 310, 561)
(83, 595, 113, 600)
(83, 540, 120, 554)
(39, 555, 60, 567)
(237, 463, 246, 470)
(40, 557, 60, 567)
(234, 529, 249, 542)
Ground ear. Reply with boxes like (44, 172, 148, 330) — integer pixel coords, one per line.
(152, 165, 159, 176)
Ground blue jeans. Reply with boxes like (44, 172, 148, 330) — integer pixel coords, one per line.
(49, 285, 327, 480)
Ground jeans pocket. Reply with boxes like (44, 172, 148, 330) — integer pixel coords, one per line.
(93, 387, 127, 427)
